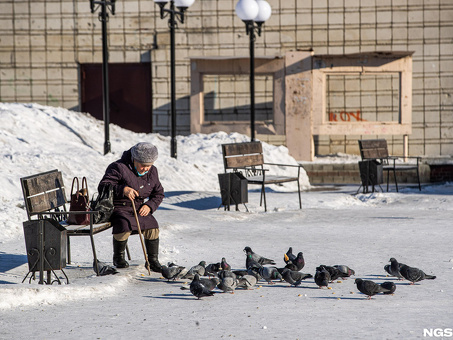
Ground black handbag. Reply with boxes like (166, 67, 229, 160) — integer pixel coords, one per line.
(91, 184, 114, 224)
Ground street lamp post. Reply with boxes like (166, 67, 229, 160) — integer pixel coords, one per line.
(153, 0, 195, 159)
(235, 0, 271, 142)
(90, 0, 116, 155)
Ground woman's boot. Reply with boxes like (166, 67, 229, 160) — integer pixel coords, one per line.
(145, 238, 162, 273)
(113, 238, 129, 268)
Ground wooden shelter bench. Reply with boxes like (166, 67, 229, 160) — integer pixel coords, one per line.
(358, 139, 421, 192)
(20, 169, 129, 275)
(221, 141, 303, 211)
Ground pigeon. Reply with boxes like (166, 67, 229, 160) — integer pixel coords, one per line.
(384, 258, 405, 280)
(181, 261, 206, 280)
(380, 281, 397, 294)
(258, 266, 283, 284)
(205, 262, 222, 277)
(292, 252, 305, 271)
(283, 262, 299, 271)
(333, 265, 355, 278)
(180, 276, 219, 291)
(284, 247, 297, 264)
(220, 257, 231, 271)
(399, 264, 436, 284)
(217, 270, 237, 280)
(320, 265, 347, 281)
(281, 268, 313, 287)
(232, 269, 249, 278)
(355, 278, 392, 299)
(314, 266, 331, 288)
(244, 246, 276, 266)
(237, 274, 258, 289)
(93, 259, 118, 276)
(189, 274, 214, 299)
(161, 262, 185, 281)
(245, 254, 263, 271)
(217, 276, 238, 293)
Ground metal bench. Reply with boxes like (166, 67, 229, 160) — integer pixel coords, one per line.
(221, 141, 303, 211)
(20, 169, 129, 275)
(358, 139, 421, 192)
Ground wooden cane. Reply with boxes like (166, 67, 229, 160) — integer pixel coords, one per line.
(130, 198, 151, 275)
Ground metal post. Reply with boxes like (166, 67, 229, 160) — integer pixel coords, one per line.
(248, 22, 256, 142)
(169, 1, 177, 158)
(100, 2, 111, 155)
(91, 0, 115, 155)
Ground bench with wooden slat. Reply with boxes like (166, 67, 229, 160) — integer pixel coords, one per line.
(358, 139, 421, 192)
(221, 141, 303, 211)
(20, 169, 129, 275)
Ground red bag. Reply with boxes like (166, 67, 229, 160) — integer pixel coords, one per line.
(67, 177, 91, 225)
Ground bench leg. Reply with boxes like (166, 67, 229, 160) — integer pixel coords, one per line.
(393, 168, 399, 192)
(416, 167, 421, 191)
(67, 235, 71, 264)
(260, 183, 267, 212)
(297, 179, 302, 209)
(90, 233, 100, 276)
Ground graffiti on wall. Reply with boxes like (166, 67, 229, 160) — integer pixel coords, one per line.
(328, 110, 366, 122)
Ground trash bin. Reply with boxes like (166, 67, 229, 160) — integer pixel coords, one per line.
(359, 160, 383, 193)
(218, 172, 248, 210)
(23, 218, 68, 284)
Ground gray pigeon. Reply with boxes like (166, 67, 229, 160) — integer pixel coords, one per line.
(281, 268, 312, 287)
(189, 274, 214, 299)
(314, 266, 331, 288)
(217, 270, 237, 280)
(258, 266, 283, 284)
(217, 276, 238, 293)
(237, 274, 257, 289)
(93, 259, 118, 276)
(244, 246, 276, 266)
(399, 264, 436, 284)
(333, 265, 355, 278)
(384, 258, 405, 280)
(181, 261, 206, 280)
(161, 262, 185, 281)
(180, 276, 219, 291)
(355, 278, 392, 299)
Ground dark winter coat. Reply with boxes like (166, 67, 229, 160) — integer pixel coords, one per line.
(98, 149, 164, 235)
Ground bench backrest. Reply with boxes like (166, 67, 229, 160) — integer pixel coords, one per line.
(20, 169, 68, 220)
(222, 142, 264, 171)
(358, 139, 389, 160)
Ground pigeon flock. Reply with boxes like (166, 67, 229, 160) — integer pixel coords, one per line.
(158, 247, 436, 300)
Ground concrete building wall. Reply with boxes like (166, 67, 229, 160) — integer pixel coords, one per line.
(0, 0, 452, 157)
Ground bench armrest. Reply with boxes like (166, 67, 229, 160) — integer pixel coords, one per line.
(264, 162, 304, 168)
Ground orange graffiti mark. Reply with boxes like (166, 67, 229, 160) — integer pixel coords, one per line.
(329, 110, 365, 122)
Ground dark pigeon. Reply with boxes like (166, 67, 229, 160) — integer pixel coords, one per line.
(284, 247, 297, 264)
(355, 278, 392, 299)
(314, 266, 331, 288)
(319, 265, 345, 281)
(161, 262, 185, 281)
(292, 252, 305, 271)
(384, 258, 405, 280)
(220, 257, 231, 271)
(181, 261, 206, 280)
(380, 281, 397, 294)
(244, 246, 276, 266)
(281, 268, 312, 287)
(93, 259, 118, 276)
(217, 270, 237, 280)
(245, 254, 263, 271)
(205, 262, 222, 277)
(189, 274, 214, 299)
(399, 264, 436, 284)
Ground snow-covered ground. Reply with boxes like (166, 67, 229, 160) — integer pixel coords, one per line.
(0, 103, 452, 339)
